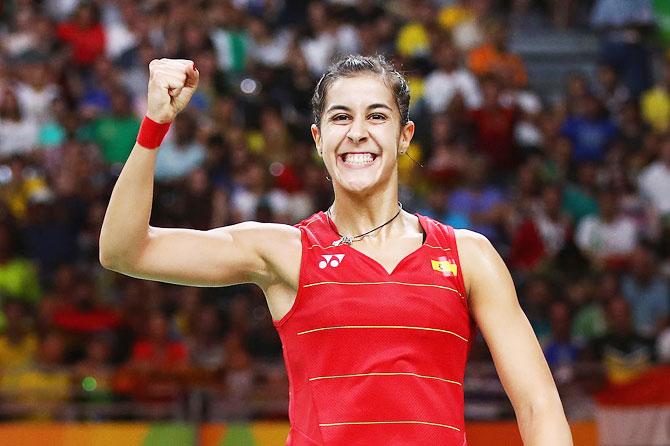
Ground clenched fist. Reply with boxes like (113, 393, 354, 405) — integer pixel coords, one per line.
(146, 59, 199, 123)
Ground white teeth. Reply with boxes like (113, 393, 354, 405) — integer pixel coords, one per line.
(343, 153, 374, 165)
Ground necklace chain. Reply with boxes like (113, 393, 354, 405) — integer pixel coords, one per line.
(326, 202, 403, 246)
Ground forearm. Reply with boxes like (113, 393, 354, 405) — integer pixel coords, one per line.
(100, 58, 198, 270)
(99, 143, 157, 268)
(517, 400, 573, 446)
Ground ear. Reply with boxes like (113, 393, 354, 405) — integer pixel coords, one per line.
(311, 124, 322, 156)
(398, 120, 415, 155)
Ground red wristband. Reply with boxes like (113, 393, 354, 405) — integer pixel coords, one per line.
(137, 116, 171, 149)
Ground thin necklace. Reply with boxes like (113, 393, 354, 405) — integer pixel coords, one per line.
(326, 202, 403, 246)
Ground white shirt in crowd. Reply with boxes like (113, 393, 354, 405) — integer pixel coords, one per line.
(15, 83, 59, 124)
(638, 161, 670, 215)
(575, 214, 638, 259)
(248, 29, 293, 68)
(422, 68, 482, 113)
(154, 138, 206, 182)
(0, 119, 39, 157)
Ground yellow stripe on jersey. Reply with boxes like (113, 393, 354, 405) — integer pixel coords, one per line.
(303, 281, 462, 298)
(296, 325, 468, 342)
(318, 420, 461, 431)
(423, 244, 452, 251)
(308, 371, 462, 386)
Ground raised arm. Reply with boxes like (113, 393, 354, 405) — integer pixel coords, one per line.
(98, 59, 300, 288)
(456, 229, 573, 446)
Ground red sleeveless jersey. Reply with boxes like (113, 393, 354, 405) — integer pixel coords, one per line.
(272, 212, 475, 445)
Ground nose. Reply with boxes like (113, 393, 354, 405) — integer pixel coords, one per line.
(346, 117, 368, 144)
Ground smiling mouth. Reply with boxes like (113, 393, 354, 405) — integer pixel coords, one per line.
(339, 152, 378, 166)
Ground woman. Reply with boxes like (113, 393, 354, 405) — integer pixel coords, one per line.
(100, 55, 572, 445)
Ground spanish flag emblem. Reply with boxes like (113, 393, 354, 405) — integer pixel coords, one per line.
(431, 258, 458, 276)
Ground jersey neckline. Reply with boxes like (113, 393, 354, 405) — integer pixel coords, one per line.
(317, 211, 429, 276)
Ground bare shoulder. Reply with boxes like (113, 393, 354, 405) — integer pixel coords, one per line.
(453, 228, 496, 268)
(208, 221, 301, 249)
(220, 221, 302, 287)
(453, 228, 490, 251)
(453, 228, 505, 299)
(209, 220, 301, 265)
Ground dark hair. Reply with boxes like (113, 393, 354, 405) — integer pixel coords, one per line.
(311, 54, 410, 127)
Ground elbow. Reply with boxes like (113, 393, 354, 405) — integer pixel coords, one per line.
(99, 248, 121, 271)
(98, 231, 147, 272)
(98, 235, 120, 270)
(99, 241, 134, 272)
(99, 250, 138, 275)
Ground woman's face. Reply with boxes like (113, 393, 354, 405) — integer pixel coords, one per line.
(311, 74, 414, 195)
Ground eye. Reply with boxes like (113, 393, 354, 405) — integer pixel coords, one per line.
(332, 114, 350, 121)
(369, 113, 387, 121)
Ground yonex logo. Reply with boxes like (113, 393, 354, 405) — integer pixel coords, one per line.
(319, 254, 345, 269)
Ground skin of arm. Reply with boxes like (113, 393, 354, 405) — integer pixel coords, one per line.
(456, 229, 573, 446)
(99, 58, 300, 291)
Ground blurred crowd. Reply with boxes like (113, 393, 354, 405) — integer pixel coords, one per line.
(0, 0, 668, 421)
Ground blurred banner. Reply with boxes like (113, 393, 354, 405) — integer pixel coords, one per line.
(0, 421, 596, 445)
(595, 365, 670, 446)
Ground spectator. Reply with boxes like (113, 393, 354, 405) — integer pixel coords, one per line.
(14, 58, 60, 126)
(2, 6, 42, 58)
(562, 161, 599, 225)
(0, 331, 72, 418)
(520, 277, 554, 345)
(509, 183, 572, 271)
(437, 0, 486, 52)
(638, 137, 670, 218)
(575, 189, 638, 268)
(590, 0, 654, 97)
(0, 299, 38, 369)
(154, 112, 206, 183)
(299, 2, 355, 76)
(21, 192, 79, 280)
(616, 99, 647, 153)
(448, 156, 509, 246)
(186, 304, 226, 371)
(90, 90, 141, 165)
(469, 76, 519, 170)
(51, 273, 120, 335)
(56, 2, 106, 68)
(422, 38, 481, 114)
(543, 301, 583, 370)
(418, 187, 470, 229)
(620, 245, 670, 337)
(129, 310, 189, 371)
(585, 296, 656, 384)
(560, 94, 617, 164)
(246, 17, 293, 68)
(593, 63, 630, 119)
(572, 272, 613, 343)
(468, 20, 528, 89)
(395, 0, 435, 60)
(230, 159, 290, 223)
(0, 89, 39, 157)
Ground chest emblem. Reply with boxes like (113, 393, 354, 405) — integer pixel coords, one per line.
(319, 254, 345, 269)
(431, 257, 458, 276)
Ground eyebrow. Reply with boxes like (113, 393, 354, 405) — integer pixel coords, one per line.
(326, 103, 393, 114)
